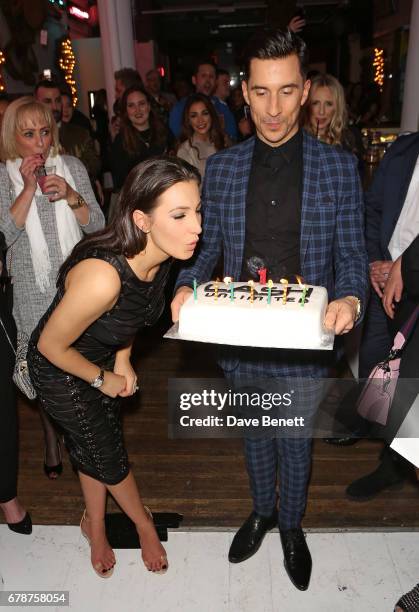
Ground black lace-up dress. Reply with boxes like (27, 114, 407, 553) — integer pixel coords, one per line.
(28, 249, 171, 485)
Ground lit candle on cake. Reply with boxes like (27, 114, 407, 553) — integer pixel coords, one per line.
(224, 277, 234, 302)
(267, 279, 273, 305)
(193, 278, 197, 302)
(214, 278, 219, 301)
(296, 275, 307, 307)
(280, 278, 288, 305)
(248, 279, 255, 303)
(258, 268, 267, 285)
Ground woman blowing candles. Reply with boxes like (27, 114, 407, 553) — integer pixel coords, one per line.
(177, 93, 228, 184)
(0, 97, 104, 480)
(302, 73, 364, 167)
(27, 157, 202, 577)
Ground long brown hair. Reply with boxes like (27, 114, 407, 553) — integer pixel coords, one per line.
(120, 85, 167, 155)
(57, 156, 200, 284)
(179, 93, 225, 153)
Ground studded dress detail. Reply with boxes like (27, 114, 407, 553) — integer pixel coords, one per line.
(28, 248, 171, 485)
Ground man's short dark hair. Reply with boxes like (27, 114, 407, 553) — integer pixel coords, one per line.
(146, 68, 160, 79)
(114, 68, 143, 88)
(60, 85, 73, 100)
(216, 68, 230, 78)
(243, 28, 308, 80)
(193, 59, 217, 76)
(34, 79, 62, 95)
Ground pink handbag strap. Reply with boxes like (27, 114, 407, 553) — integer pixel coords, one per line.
(393, 331, 405, 351)
(388, 304, 419, 359)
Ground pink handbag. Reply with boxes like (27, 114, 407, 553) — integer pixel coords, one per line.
(357, 305, 419, 426)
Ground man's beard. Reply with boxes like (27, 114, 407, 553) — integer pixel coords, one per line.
(53, 110, 62, 123)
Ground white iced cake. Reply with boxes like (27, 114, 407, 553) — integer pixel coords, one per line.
(178, 281, 334, 350)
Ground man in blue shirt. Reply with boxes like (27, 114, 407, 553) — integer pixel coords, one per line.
(169, 60, 237, 141)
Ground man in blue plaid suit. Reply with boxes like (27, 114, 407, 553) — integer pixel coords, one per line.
(172, 29, 368, 590)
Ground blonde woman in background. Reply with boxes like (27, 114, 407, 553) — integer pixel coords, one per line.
(0, 97, 104, 481)
(303, 73, 364, 168)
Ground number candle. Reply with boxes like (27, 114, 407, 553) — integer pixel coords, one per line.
(248, 279, 255, 303)
(267, 279, 273, 305)
(280, 278, 288, 305)
(258, 267, 267, 285)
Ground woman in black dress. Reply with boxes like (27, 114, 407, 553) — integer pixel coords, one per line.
(27, 157, 201, 577)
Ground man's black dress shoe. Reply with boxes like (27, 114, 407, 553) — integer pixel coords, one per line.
(346, 446, 413, 501)
(280, 528, 312, 591)
(7, 512, 32, 535)
(229, 510, 277, 563)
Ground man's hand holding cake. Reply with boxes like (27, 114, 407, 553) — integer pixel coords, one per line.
(324, 295, 361, 335)
(171, 285, 193, 323)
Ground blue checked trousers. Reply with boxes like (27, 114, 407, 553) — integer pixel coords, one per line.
(228, 360, 322, 530)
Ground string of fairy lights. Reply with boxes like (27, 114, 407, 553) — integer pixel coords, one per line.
(58, 38, 77, 105)
(0, 50, 5, 92)
(0, 40, 77, 101)
(373, 47, 385, 92)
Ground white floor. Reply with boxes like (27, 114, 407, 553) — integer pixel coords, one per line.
(0, 527, 418, 612)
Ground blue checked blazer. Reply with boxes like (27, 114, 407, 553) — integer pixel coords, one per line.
(176, 131, 369, 375)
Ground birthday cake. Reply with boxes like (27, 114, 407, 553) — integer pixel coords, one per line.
(177, 281, 334, 350)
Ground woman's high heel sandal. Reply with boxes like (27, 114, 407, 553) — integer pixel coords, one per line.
(7, 512, 32, 535)
(142, 506, 168, 574)
(80, 510, 114, 578)
(44, 441, 63, 480)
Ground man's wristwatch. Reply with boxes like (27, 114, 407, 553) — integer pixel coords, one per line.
(90, 369, 105, 388)
(348, 297, 362, 321)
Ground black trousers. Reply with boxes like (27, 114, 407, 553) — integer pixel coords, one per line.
(0, 297, 18, 503)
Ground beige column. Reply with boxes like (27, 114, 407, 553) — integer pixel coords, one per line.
(97, 0, 136, 117)
(401, 0, 419, 131)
